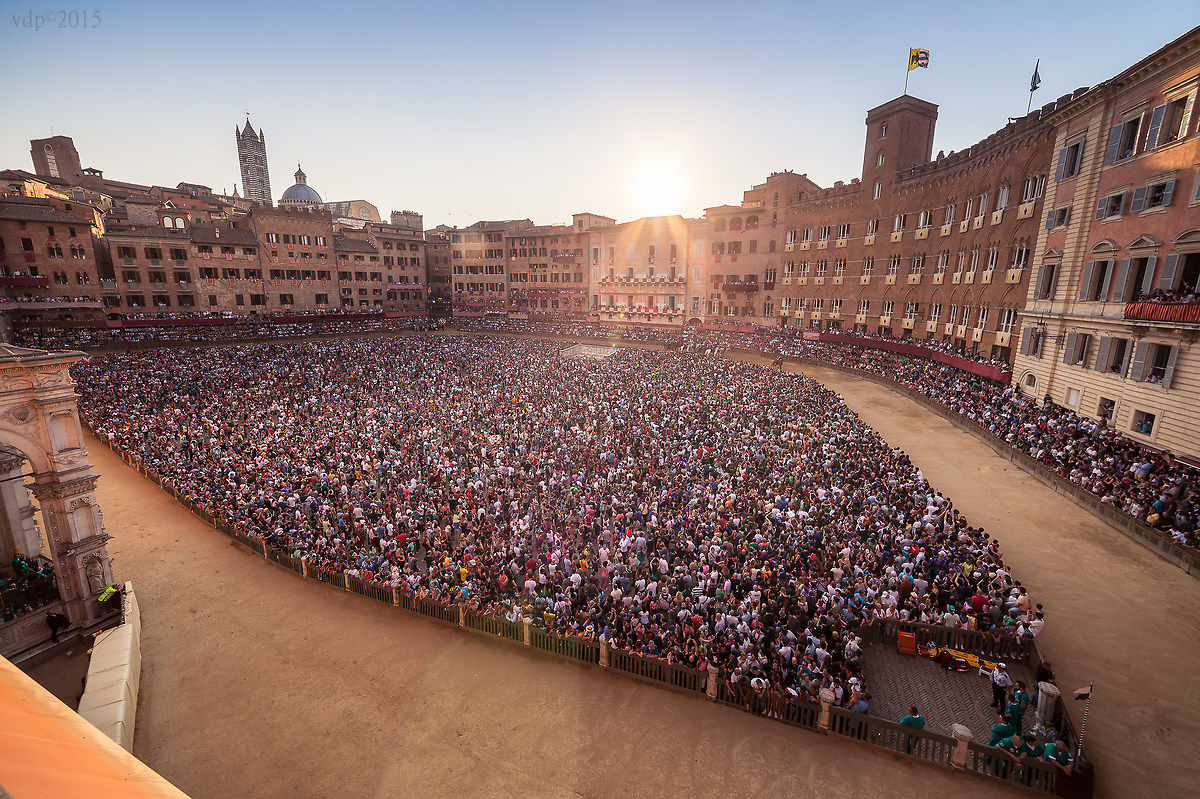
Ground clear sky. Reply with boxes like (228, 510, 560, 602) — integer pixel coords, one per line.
(0, 1, 1196, 228)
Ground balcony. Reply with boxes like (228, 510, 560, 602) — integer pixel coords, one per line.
(1125, 301, 1200, 325)
(0, 299, 103, 310)
(0, 275, 50, 288)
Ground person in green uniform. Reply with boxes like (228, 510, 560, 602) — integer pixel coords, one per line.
(899, 705, 925, 754)
(993, 734, 1023, 778)
(1004, 695, 1025, 736)
(1042, 738, 1074, 774)
(988, 710, 1014, 746)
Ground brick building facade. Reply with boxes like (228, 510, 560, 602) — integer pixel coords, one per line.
(448, 220, 531, 317)
(1014, 27, 1200, 457)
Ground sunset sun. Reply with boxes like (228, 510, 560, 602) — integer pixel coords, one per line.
(631, 162, 686, 216)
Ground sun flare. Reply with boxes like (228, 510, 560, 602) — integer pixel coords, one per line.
(630, 162, 685, 217)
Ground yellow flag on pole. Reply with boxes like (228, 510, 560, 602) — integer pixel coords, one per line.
(908, 48, 929, 71)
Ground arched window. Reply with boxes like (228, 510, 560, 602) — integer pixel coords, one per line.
(163, 217, 173, 228)
(729, 217, 743, 231)
(746, 215, 759, 229)
(174, 217, 185, 228)
(713, 219, 726, 232)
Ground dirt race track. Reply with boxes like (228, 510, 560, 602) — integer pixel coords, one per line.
(89, 348, 1200, 799)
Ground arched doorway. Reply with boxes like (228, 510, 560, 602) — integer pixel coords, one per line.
(0, 345, 114, 659)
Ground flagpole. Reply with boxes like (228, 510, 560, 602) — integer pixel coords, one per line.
(1074, 681, 1093, 768)
(1027, 58, 1040, 115)
(904, 68, 910, 96)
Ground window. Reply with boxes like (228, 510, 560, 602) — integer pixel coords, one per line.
(976, 306, 989, 329)
(1152, 94, 1194, 147)
(986, 246, 999, 272)
(917, 210, 931, 228)
(1062, 332, 1092, 367)
(862, 257, 874, 276)
(882, 300, 894, 316)
(1095, 337, 1133, 376)
(1022, 174, 1046, 202)
(1056, 138, 1086, 180)
(944, 204, 955, 225)
(1097, 397, 1116, 422)
(999, 308, 1017, 333)
(996, 185, 1010, 209)
(1079, 259, 1116, 302)
(1105, 113, 1143, 163)
(1046, 206, 1070, 229)
(837, 223, 850, 239)
(866, 219, 879, 235)
(880, 123, 888, 138)
(1130, 178, 1176, 212)
(929, 302, 941, 322)
(873, 182, 882, 200)
(1010, 244, 1030, 269)
(1019, 325, 1045, 357)
(1067, 388, 1081, 407)
(876, 152, 885, 166)
(892, 214, 907, 232)
(904, 301, 918, 319)
(1131, 409, 1156, 436)
(1131, 342, 1179, 386)
(858, 299, 870, 314)
(1094, 191, 1127, 220)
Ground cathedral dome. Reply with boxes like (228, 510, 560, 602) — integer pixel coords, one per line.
(280, 164, 321, 205)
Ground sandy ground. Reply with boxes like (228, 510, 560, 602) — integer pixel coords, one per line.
(86, 346, 1200, 799)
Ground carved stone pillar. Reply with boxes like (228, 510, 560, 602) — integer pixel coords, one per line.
(950, 723, 974, 769)
(0, 444, 42, 558)
(30, 473, 112, 630)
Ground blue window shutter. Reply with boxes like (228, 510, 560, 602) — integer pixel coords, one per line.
(1094, 337, 1111, 372)
(1161, 179, 1175, 207)
(1079, 261, 1095, 300)
(1099, 260, 1115, 300)
(1045, 211, 1055, 230)
(1129, 186, 1149, 213)
(1163, 346, 1180, 389)
(1062, 332, 1078, 364)
(1130, 342, 1150, 382)
(1055, 147, 1069, 181)
(1095, 198, 1108, 220)
(1140, 256, 1158, 297)
(1158, 254, 1180, 292)
(1105, 123, 1124, 164)
(1113, 258, 1133, 302)
(1145, 104, 1167, 149)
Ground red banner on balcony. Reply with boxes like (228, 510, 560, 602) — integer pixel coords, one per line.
(1125, 301, 1200, 324)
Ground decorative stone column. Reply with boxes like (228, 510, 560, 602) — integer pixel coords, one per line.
(705, 665, 718, 700)
(0, 346, 117, 658)
(950, 723, 974, 769)
(522, 616, 531, 645)
(599, 637, 609, 668)
(817, 687, 835, 732)
(0, 444, 42, 557)
(30, 473, 112, 630)
(1035, 681, 1061, 733)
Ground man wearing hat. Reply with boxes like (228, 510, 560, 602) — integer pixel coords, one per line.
(990, 661, 1013, 708)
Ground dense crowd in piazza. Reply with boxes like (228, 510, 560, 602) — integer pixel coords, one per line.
(75, 336, 1044, 712)
(457, 318, 1200, 545)
(13, 314, 443, 349)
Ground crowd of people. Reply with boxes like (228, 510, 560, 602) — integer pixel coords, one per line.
(76, 336, 1043, 713)
(14, 315, 443, 349)
(1, 554, 59, 623)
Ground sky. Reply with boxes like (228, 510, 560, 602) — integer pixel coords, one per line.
(0, 1, 1197, 228)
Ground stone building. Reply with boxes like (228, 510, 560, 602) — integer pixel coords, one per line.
(448, 219, 531, 317)
(588, 215, 704, 326)
(506, 213, 612, 319)
(0, 196, 106, 337)
(1014, 27, 1200, 458)
(424, 228, 452, 316)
